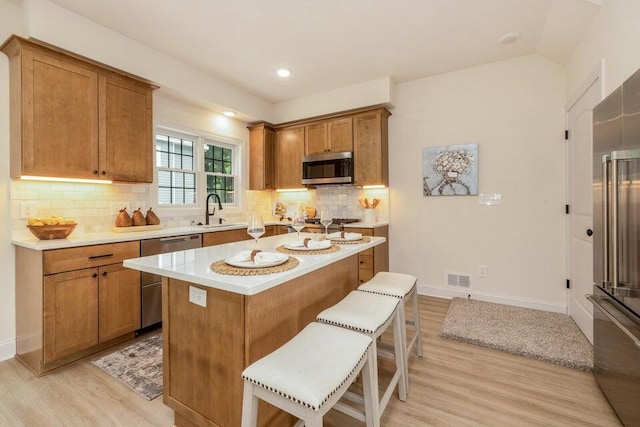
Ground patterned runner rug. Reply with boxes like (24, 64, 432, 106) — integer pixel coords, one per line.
(91, 333, 163, 400)
(440, 298, 593, 371)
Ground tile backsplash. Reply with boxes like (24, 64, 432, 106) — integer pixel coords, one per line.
(10, 180, 389, 233)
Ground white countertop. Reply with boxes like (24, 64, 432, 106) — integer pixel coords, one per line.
(11, 221, 388, 250)
(123, 233, 385, 296)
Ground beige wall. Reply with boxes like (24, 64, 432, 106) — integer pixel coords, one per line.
(0, 0, 23, 361)
(566, 0, 640, 99)
(389, 55, 568, 311)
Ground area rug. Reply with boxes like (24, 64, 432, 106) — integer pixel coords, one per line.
(91, 334, 163, 400)
(440, 298, 593, 371)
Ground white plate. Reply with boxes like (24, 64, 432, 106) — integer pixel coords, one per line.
(284, 242, 332, 251)
(329, 234, 362, 242)
(224, 254, 289, 268)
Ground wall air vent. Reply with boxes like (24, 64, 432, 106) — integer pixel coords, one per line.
(446, 272, 471, 288)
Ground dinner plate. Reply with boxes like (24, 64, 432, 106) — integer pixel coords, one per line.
(329, 234, 362, 242)
(284, 242, 332, 251)
(224, 254, 289, 268)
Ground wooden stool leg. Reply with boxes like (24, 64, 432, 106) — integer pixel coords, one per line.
(412, 288, 424, 358)
(361, 347, 381, 427)
(393, 312, 408, 402)
(241, 382, 259, 427)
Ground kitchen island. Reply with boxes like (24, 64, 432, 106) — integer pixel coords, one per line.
(123, 233, 385, 427)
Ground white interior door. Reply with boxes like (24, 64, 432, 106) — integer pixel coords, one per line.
(567, 74, 602, 343)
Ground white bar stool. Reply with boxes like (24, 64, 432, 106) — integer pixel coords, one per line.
(241, 322, 380, 427)
(358, 271, 423, 393)
(316, 290, 407, 420)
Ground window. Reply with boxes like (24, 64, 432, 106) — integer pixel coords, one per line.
(155, 129, 240, 208)
(204, 142, 235, 204)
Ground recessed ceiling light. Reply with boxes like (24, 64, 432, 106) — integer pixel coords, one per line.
(499, 32, 520, 45)
(223, 110, 235, 117)
(277, 68, 291, 78)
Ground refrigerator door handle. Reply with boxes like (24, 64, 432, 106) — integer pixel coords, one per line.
(611, 155, 619, 288)
(602, 155, 610, 285)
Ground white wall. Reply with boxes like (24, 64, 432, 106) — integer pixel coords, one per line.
(0, 0, 23, 361)
(389, 55, 568, 312)
(566, 0, 640, 98)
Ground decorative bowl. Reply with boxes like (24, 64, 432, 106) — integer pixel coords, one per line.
(27, 224, 77, 240)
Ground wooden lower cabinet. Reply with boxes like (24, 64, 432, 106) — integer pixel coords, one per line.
(202, 228, 252, 247)
(98, 263, 141, 342)
(349, 226, 389, 284)
(15, 241, 140, 376)
(43, 269, 99, 363)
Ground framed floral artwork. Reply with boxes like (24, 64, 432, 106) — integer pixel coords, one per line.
(422, 143, 478, 196)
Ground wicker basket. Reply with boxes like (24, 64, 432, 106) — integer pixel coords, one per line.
(27, 224, 76, 240)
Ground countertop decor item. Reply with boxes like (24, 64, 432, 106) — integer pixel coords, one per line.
(210, 256, 299, 276)
(27, 223, 77, 240)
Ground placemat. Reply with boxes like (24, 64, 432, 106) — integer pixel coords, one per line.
(276, 244, 340, 255)
(329, 236, 372, 245)
(210, 256, 299, 276)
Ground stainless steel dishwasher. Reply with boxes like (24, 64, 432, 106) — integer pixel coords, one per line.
(140, 234, 202, 329)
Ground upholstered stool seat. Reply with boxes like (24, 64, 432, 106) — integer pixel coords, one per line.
(241, 322, 380, 427)
(358, 271, 423, 393)
(316, 291, 407, 420)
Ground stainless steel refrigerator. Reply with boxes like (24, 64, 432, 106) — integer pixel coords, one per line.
(589, 68, 640, 427)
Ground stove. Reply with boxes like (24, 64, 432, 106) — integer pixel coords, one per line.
(303, 217, 359, 233)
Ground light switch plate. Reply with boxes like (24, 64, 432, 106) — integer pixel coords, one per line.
(479, 193, 502, 206)
(189, 286, 207, 308)
(20, 202, 34, 219)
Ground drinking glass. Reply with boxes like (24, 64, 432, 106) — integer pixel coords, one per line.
(292, 212, 305, 240)
(247, 215, 265, 247)
(320, 211, 332, 236)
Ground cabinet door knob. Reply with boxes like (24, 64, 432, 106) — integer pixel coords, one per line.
(93, 170, 98, 175)
(586, 229, 593, 236)
(92, 273, 98, 278)
(102, 271, 107, 276)
(101, 170, 106, 175)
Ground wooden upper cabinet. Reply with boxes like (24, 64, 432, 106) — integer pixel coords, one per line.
(99, 74, 153, 182)
(17, 47, 99, 179)
(248, 123, 276, 190)
(353, 109, 390, 186)
(304, 118, 353, 156)
(275, 126, 305, 189)
(1, 35, 155, 183)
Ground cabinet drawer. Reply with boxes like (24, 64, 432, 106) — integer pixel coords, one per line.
(44, 241, 140, 275)
(358, 254, 374, 270)
(359, 268, 374, 285)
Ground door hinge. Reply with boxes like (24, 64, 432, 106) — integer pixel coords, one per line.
(565, 130, 569, 140)
(566, 279, 571, 289)
(565, 204, 570, 214)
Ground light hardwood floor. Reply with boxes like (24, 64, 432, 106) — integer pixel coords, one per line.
(0, 297, 622, 427)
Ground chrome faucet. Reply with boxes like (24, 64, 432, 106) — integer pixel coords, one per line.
(205, 193, 223, 225)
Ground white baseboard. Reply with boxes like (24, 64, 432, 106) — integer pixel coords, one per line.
(0, 337, 16, 362)
(417, 283, 567, 314)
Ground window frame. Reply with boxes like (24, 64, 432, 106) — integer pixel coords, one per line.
(153, 126, 243, 216)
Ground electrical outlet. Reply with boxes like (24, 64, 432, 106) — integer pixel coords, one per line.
(20, 202, 34, 219)
(478, 265, 488, 278)
(189, 286, 207, 308)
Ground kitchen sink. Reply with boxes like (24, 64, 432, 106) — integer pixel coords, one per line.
(194, 222, 245, 229)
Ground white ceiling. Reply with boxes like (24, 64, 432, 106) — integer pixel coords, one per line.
(45, 0, 600, 104)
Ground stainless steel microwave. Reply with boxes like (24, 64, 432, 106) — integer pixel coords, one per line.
(302, 152, 353, 185)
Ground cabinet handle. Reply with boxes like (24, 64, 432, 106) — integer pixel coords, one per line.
(93, 170, 98, 175)
(102, 271, 107, 276)
(92, 273, 98, 278)
(101, 170, 106, 175)
(89, 253, 114, 260)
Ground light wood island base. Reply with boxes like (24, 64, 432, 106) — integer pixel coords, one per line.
(162, 255, 359, 427)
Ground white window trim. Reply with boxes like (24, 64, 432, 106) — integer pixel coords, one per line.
(153, 125, 244, 219)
